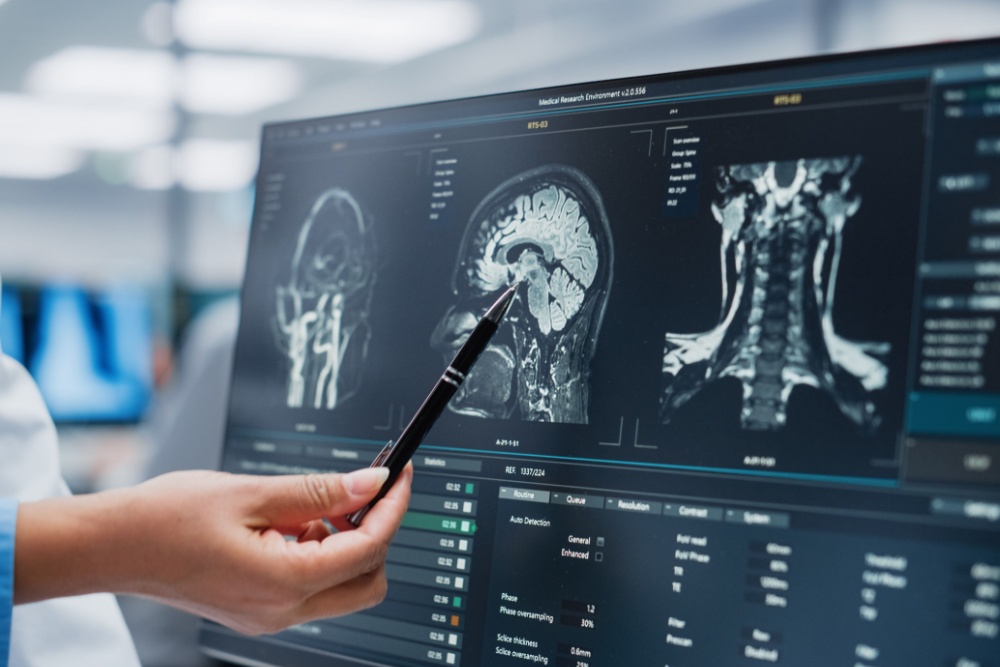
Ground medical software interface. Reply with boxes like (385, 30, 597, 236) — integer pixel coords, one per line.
(203, 39, 1000, 667)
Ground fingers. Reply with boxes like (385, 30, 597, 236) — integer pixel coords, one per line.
(296, 566, 389, 623)
(296, 519, 332, 542)
(328, 463, 414, 534)
(218, 566, 390, 636)
(216, 463, 413, 631)
(280, 464, 413, 592)
(250, 467, 390, 528)
(291, 471, 411, 623)
(355, 464, 413, 541)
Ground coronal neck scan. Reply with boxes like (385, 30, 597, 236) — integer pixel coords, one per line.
(274, 188, 376, 411)
(431, 165, 613, 424)
(661, 157, 890, 432)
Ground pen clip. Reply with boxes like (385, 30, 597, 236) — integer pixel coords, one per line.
(372, 439, 396, 467)
(346, 440, 396, 528)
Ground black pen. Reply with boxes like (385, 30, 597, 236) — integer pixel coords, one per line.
(347, 282, 520, 526)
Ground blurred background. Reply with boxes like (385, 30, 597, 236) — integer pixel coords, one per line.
(0, 0, 998, 490)
(0, 0, 997, 663)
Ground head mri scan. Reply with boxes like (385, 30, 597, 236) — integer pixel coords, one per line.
(661, 157, 890, 432)
(274, 188, 376, 410)
(431, 165, 613, 424)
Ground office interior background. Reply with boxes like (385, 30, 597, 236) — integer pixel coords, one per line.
(1, 1, 999, 665)
(1, 0, 999, 490)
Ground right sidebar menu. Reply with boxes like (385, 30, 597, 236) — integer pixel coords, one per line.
(904, 59, 1000, 487)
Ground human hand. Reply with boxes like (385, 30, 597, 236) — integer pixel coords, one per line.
(15, 464, 413, 635)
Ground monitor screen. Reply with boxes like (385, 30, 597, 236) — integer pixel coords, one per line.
(0, 282, 153, 423)
(203, 39, 1000, 667)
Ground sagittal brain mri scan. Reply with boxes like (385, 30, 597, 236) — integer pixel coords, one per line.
(661, 157, 890, 431)
(431, 165, 613, 424)
(274, 188, 376, 410)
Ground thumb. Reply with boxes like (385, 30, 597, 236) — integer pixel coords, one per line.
(252, 467, 390, 526)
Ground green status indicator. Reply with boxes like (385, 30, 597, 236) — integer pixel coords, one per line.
(402, 511, 478, 534)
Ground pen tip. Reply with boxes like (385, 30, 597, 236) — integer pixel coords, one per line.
(484, 282, 519, 324)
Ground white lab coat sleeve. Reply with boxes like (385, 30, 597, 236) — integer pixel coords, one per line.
(0, 288, 141, 667)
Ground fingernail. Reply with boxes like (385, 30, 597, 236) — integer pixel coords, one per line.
(345, 467, 390, 495)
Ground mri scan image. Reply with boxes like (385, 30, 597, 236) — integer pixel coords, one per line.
(274, 188, 376, 410)
(431, 165, 613, 424)
(661, 157, 890, 432)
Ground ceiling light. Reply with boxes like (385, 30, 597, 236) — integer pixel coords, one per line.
(0, 94, 175, 151)
(130, 145, 175, 190)
(0, 145, 84, 180)
(132, 140, 258, 191)
(174, 0, 481, 63)
(182, 54, 302, 114)
(26, 46, 176, 106)
(26, 46, 302, 115)
(175, 138, 258, 192)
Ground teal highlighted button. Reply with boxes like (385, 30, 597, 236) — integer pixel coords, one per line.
(402, 511, 478, 534)
(967, 406, 997, 423)
(908, 392, 1000, 437)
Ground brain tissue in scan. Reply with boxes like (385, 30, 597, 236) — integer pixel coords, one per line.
(431, 165, 613, 424)
(274, 188, 376, 410)
(661, 157, 890, 432)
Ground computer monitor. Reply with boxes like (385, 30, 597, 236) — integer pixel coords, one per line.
(0, 282, 153, 423)
(202, 38, 1000, 666)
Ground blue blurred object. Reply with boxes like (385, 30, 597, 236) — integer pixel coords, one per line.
(0, 285, 24, 363)
(0, 282, 153, 423)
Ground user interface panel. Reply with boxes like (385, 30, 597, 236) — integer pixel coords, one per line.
(203, 39, 1000, 667)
